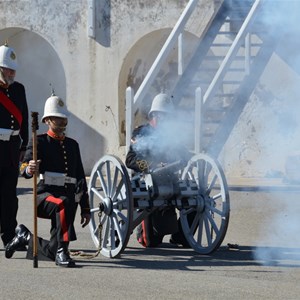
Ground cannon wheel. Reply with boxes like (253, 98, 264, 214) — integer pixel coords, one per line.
(88, 155, 133, 258)
(180, 153, 230, 254)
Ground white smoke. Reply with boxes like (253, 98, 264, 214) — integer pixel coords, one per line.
(133, 1, 300, 264)
(131, 119, 190, 162)
(239, 1, 300, 265)
(253, 193, 300, 265)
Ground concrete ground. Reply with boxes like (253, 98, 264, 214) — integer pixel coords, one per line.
(1, 177, 300, 300)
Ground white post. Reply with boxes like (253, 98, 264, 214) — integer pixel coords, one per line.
(126, 87, 134, 155)
(195, 87, 203, 154)
(178, 33, 183, 76)
(245, 33, 251, 75)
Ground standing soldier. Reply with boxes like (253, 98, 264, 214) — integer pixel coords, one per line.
(0, 43, 29, 247)
(5, 94, 91, 267)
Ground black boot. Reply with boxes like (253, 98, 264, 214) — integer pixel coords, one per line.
(55, 247, 76, 268)
(5, 224, 31, 259)
(15, 225, 30, 251)
(170, 231, 190, 248)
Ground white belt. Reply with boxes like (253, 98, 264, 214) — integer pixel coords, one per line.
(12, 130, 20, 136)
(0, 128, 20, 141)
(40, 172, 77, 186)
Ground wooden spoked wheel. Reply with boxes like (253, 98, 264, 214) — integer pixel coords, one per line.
(88, 155, 133, 258)
(180, 153, 230, 254)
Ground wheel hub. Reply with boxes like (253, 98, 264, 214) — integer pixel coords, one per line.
(101, 197, 113, 215)
(196, 194, 205, 212)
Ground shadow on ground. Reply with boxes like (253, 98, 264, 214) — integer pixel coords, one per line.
(17, 187, 33, 195)
(69, 244, 300, 270)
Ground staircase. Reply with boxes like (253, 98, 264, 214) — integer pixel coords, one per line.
(126, 0, 293, 157)
(173, 0, 284, 157)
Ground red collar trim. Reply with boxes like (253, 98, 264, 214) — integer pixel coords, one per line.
(47, 130, 65, 141)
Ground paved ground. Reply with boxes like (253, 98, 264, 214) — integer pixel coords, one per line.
(1, 177, 300, 300)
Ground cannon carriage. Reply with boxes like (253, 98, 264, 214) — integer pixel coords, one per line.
(88, 152, 230, 258)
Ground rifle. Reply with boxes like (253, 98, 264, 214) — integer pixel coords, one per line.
(31, 112, 39, 268)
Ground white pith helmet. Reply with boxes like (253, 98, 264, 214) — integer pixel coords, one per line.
(42, 94, 69, 123)
(148, 93, 174, 118)
(0, 43, 18, 71)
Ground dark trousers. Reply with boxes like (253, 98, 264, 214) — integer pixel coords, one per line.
(26, 194, 77, 260)
(0, 144, 19, 245)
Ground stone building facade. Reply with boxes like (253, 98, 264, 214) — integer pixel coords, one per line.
(0, 0, 214, 171)
(1, 0, 300, 181)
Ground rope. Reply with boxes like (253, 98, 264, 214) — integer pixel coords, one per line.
(70, 210, 103, 259)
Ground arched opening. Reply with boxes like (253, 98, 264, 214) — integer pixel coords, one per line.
(0, 27, 66, 134)
(118, 29, 200, 146)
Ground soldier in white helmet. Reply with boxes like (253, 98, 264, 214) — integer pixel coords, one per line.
(126, 93, 191, 248)
(0, 42, 29, 248)
(5, 94, 91, 267)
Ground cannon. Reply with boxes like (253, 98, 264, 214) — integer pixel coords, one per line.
(88, 153, 230, 258)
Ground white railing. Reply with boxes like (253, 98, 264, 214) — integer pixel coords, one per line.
(203, 0, 262, 103)
(132, 0, 200, 112)
(126, 0, 200, 153)
(126, 0, 262, 155)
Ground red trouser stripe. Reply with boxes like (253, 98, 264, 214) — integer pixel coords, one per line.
(141, 220, 147, 247)
(45, 195, 69, 241)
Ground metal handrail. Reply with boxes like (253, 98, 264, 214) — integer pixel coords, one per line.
(203, 0, 262, 103)
(127, 0, 263, 155)
(132, 0, 199, 111)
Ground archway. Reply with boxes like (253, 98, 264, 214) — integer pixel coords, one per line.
(0, 27, 66, 134)
(118, 28, 200, 145)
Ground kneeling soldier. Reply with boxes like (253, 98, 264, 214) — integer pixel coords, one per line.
(5, 93, 91, 267)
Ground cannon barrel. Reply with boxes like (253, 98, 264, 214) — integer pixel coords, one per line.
(143, 160, 187, 200)
(150, 159, 186, 176)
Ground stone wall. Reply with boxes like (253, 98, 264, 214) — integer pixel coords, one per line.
(0, 0, 217, 173)
(1, 0, 299, 181)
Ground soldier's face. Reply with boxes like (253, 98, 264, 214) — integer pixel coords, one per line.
(1, 67, 16, 85)
(150, 112, 168, 128)
(47, 117, 68, 135)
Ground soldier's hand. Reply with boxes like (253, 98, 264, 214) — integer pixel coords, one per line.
(27, 159, 41, 175)
(80, 212, 91, 228)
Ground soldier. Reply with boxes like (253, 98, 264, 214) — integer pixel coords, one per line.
(126, 93, 191, 248)
(0, 43, 29, 247)
(5, 94, 91, 267)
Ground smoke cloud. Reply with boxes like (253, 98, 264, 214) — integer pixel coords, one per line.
(132, 0, 300, 264)
(225, 1, 300, 264)
(253, 192, 300, 265)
